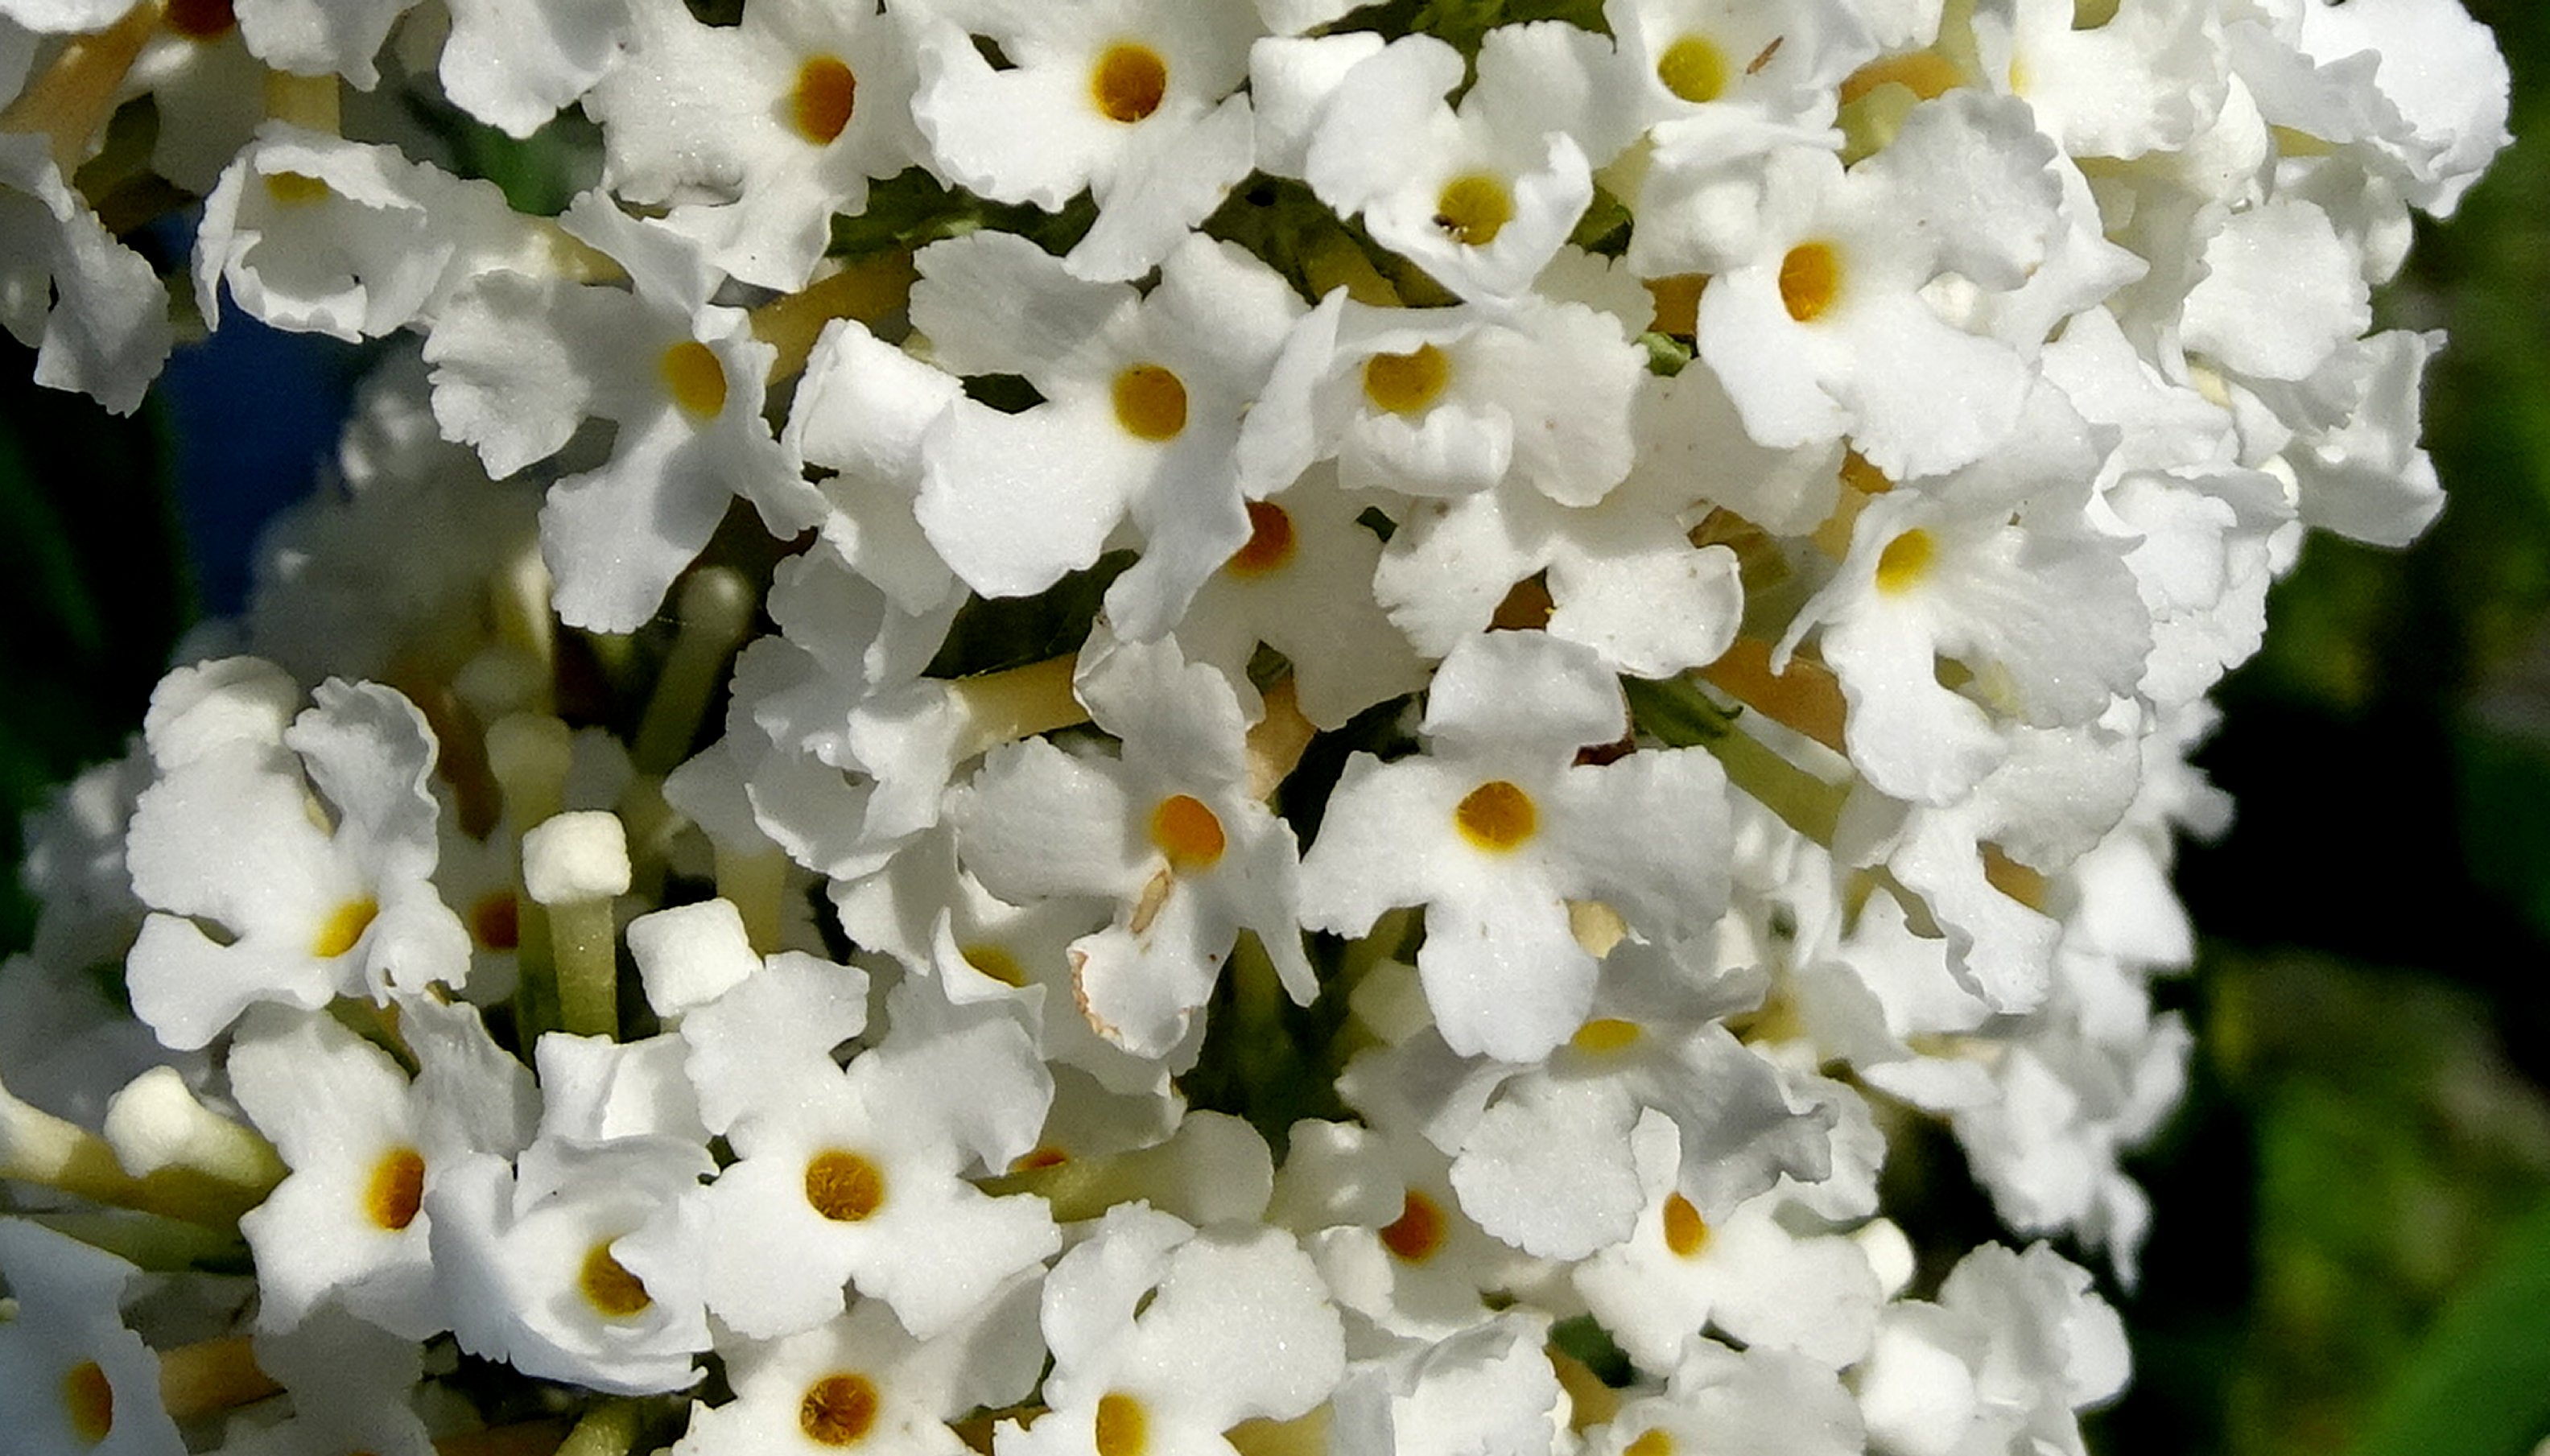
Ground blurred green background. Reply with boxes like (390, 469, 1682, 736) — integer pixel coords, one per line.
(6, 8, 2550, 1453)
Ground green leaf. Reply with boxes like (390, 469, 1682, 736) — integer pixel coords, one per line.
(2453, 721, 2550, 944)
(0, 351, 190, 955)
(2347, 1201, 2550, 1456)
(1621, 674, 1739, 747)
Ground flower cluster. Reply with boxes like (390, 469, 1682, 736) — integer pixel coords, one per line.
(0, 1, 2510, 1454)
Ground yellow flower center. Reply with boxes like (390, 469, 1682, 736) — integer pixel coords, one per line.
(63, 1361, 113, 1446)
(661, 340, 728, 419)
(960, 942, 1029, 988)
(1840, 448, 1892, 496)
(1148, 794, 1228, 873)
(805, 1149, 886, 1222)
(791, 56, 858, 144)
(1434, 174, 1514, 247)
(1454, 779, 1537, 852)
(1362, 343, 1451, 416)
(1656, 35, 1729, 104)
(1095, 1392, 1149, 1456)
(1570, 1017, 1644, 1054)
(312, 896, 378, 959)
(1225, 501, 1299, 578)
(1777, 241, 1841, 323)
(1625, 1429, 1676, 1456)
(1091, 43, 1169, 124)
(364, 1146, 426, 1231)
(1112, 364, 1188, 441)
(800, 1372, 881, 1446)
(1875, 527, 1937, 594)
(1646, 273, 1708, 336)
(1661, 1192, 1710, 1258)
(1379, 1189, 1448, 1263)
(262, 171, 330, 207)
(579, 1241, 652, 1318)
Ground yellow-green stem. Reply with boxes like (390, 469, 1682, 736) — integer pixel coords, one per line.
(751, 250, 921, 382)
(263, 69, 338, 132)
(489, 714, 574, 1043)
(22, 1211, 239, 1270)
(715, 841, 790, 958)
(1708, 726, 1848, 847)
(0, 2, 157, 171)
(632, 567, 754, 776)
(159, 1334, 283, 1420)
(554, 1400, 643, 1456)
(947, 655, 1089, 761)
(489, 548, 559, 704)
(548, 897, 619, 1040)
(435, 1421, 575, 1456)
(0, 1079, 258, 1227)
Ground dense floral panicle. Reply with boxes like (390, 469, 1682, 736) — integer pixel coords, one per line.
(0, 0, 2515, 1446)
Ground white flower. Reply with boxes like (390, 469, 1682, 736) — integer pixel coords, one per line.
(1587, 1342, 1867, 1456)
(951, 633, 1312, 1058)
(439, 0, 629, 140)
(1773, 385, 2146, 809)
(0, 134, 171, 415)
(994, 1204, 1344, 1456)
(1303, 27, 1615, 307)
(124, 662, 468, 1050)
(229, 1000, 532, 1338)
(1855, 1243, 2128, 1456)
(0, 1218, 185, 1456)
(586, 0, 926, 290)
(1298, 632, 1732, 1062)
(193, 122, 546, 343)
(430, 1132, 715, 1394)
(232, 0, 415, 88)
(674, 1287, 1046, 1456)
(910, 229, 1304, 637)
(1693, 91, 2062, 477)
(913, 0, 1261, 281)
(425, 193, 825, 632)
(693, 979, 1057, 1341)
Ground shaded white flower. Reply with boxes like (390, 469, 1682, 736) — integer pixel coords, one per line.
(0, 1218, 185, 1456)
(0, 134, 171, 415)
(124, 662, 468, 1050)
(426, 193, 825, 632)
